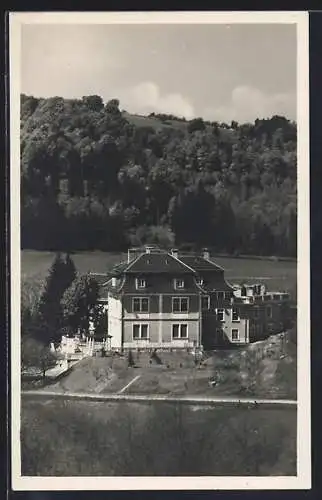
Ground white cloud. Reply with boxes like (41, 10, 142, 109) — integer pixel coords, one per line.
(119, 82, 195, 119)
(204, 86, 296, 124)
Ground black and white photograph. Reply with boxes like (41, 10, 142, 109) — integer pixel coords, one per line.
(9, 11, 310, 490)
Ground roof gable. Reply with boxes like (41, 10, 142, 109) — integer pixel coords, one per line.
(179, 255, 224, 272)
(124, 252, 197, 274)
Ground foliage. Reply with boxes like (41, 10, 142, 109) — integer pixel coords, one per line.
(21, 278, 45, 338)
(21, 336, 57, 377)
(21, 253, 77, 343)
(128, 224, 175, 248)
(61, 274, 100, 336)
(128, 350, 135, 367)
(21, 94, 297, 257)
(36, 253, 76, 342)
(21, 400, 296, 476)
(187, 117, 206, 133)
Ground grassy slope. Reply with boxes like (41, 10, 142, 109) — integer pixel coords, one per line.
(21, 398, 296, 476)
(122, 111, 235, 135)
(209, 329, 297, 400)
(122, 111, 187, 130)
(21, 250, 297, 294)
(33, 330, 296, 400)
(122, 112, 238, 152)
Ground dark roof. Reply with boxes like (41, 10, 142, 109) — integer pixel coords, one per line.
(110, 261, 130, 276)
(107, 251, 227, 276)
(205, 279, 234, 292)
(117, 252, 197, 275)
(89, 273, 111, 286)
(179, 255, 224, 272)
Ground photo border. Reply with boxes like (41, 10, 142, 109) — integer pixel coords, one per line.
(9, 10, 311, 491)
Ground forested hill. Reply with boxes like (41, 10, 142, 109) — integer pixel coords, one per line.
(21, 94, 297, 257)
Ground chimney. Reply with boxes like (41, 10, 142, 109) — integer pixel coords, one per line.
(171, 248, 179, 259)
(127, 248, 141, 263)
(202, 248, 210, 260)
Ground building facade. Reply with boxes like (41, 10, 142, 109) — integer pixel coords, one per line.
(96, 246, 291, 351)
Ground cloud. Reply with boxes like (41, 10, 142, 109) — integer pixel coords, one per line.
(203, 86, 296, 124)
(119, 82, 195, 119)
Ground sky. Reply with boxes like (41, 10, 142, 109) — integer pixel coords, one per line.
(21, 23, 297, 123)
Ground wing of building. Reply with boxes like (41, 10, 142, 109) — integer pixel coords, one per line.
(94, 246, 292, 351)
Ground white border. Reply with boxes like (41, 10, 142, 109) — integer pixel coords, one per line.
(10, 11, 310, 491)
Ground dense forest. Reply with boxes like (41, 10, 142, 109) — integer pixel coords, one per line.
(21, 94, 297, 257)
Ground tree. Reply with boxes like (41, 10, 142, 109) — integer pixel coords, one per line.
(187, 118, 206, 133)
(128, 350, 135, 367)
(37, 253, 77, 342)
(21, 93, 297, 258)
(21, 336, 58, 378)
(61, 274, 100, 336)
(92, 303, 108, 340)
(82, 95, 104, 112)
(105, 98, 121, 115)
(63, 253, 77, 288)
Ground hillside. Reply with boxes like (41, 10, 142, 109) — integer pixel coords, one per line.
(21, 94, 297, 257)
(121, 110, 236, 139)
(208, 329, 297, 400)
(24, 329, 297, 401)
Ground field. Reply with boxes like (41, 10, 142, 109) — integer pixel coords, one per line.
(21, 250, 297, 295)
(122, 111, 237, 141)
(21, 398, 296, 476)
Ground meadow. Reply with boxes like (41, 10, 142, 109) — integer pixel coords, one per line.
(21, 250, 297, 295)
(21, 398, 296, 476)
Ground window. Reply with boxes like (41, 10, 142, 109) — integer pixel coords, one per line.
(172, 297, 189, 313)
(216, 291, 224, 301)
(216, 308, 224, 321)
(172, 324, 188, 339)
(133, 297, 149, 313)
(136, 278, 146, 289)
(133, 324, 149, 340)
(201, 295, 210, 310)
(216, 328, 222, 341)
(266, 306, 273, 318)
(231, 329, 239, 341)
(196, 277, 204, 286)
(232, 308, 240, 322)
(224, 292, 231, 300)
(174, 278, 185, 289)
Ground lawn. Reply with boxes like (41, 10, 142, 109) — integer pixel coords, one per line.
(33, 330, 296, 400)
(21, 250, 297, 294)
(21, 398, 297, 476)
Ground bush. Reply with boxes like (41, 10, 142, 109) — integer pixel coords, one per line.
(21, 336, 57, 377)
(187, 117, 206, 133)
(128, 225, 175, 248)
